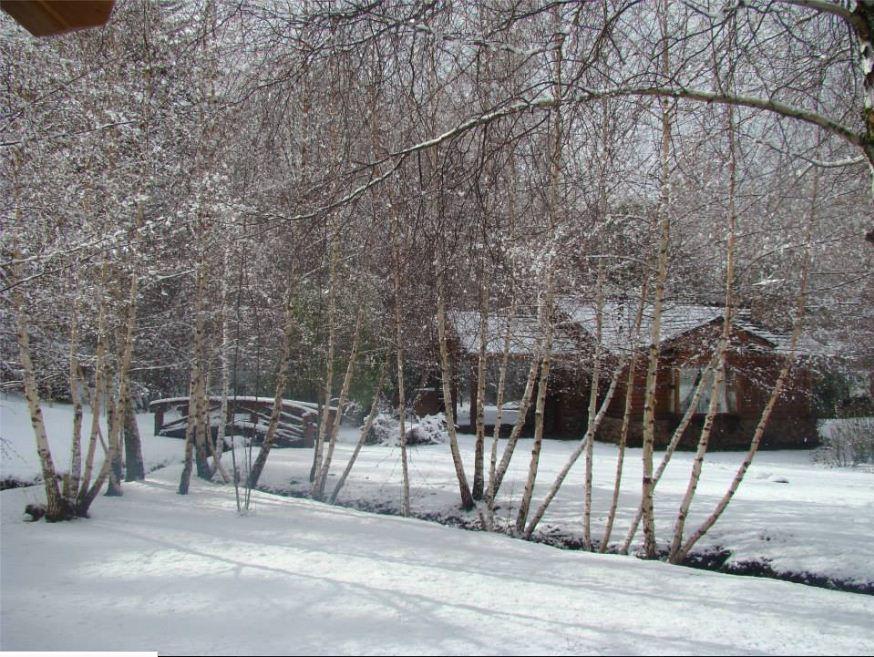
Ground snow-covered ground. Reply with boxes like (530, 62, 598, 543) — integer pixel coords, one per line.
(3, 395, 873, 574)
(3, 395, 873, 585)
(259, 428, 874, 587)
(2, 464, 874, 655)
(3, 394, 874, 653)
(0, 395, 180, 482)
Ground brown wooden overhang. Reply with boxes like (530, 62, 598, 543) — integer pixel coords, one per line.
(1, 1, 113, 37)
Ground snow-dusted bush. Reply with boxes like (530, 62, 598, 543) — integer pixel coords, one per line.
(406, 414, 448, 445)
(815, 417, 874, 467)
(365, 412, 398, 445)
(364, 412, 448, 446)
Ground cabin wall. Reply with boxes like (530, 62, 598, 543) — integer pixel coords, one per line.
(600, 326, 816, 450)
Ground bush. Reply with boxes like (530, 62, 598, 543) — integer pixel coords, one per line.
(364, 412, 448, 446)
(815, 417, 874, 467)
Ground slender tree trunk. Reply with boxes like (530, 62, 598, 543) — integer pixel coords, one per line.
(488, 349, 540, 506)
(194, 327, 212, 481)
(486, 156, 519, 516)
(670, 143, 820, 565)
(104, 343, 124, 497)
(7, 254, 70, 521)
(118, 260, 144, 484)
(619, 355, 717, 554)
(311, 228, 339, 483)
(78, 265, 109, 510)
(523, 366, 622, 539)
(248, 278, 298, 490)
(484, 295, 517, 528)
(639, 0, 674, 558)
(179, 230, 209, 493)
(601, 277, 649, 552)
(314, 309, 364, 500)
(330, 353, 390, 505)
(66, 284, 84, 501)
(669, 46, 740, 563)
(515, 19, 563, 535)
(515, 273, 555, 534)
(215, 232, 233, 473)
(472, 263, 489, 501)
(582, 267, 605, 550)
(392, 221, 411, 516)
(436, 270, 475, 511)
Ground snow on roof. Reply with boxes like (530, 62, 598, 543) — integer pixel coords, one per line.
(447, 310, 580, 356)
(556, 298, 818, 356)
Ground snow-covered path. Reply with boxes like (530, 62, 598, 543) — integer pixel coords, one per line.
(2, 466, 873, 655)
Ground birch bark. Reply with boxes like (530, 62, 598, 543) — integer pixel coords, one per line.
(601, 277, 648, 552)
(248, 277, 299, 489)
(314, 308, 364, 500)
(639, 0, 674, 558)
(330, 354, 390, 505)
(583, 268, 605, 550)
(436, 269, 475, 511)
(8, 254, 69, 521)
(311, 228, 339, 484)
(671, 151, 820, 564)
(523, 367, 622, 539)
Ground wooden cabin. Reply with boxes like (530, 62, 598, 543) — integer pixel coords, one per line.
(444, 309, 594, 437)
(444, 300, 820, 450)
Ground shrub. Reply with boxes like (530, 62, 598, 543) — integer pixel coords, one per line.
(815, 417, 874, 467)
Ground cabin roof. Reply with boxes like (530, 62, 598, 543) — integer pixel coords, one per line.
(556, 298, 820, 356)
(446, 310, 580, 356)
(446, 300, 822, 359)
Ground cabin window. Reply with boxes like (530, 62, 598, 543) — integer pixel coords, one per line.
(676, 367, 735, 414)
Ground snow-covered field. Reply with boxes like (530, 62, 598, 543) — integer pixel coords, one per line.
(2, 395, 874, 653)
(2, 463, 874, 655)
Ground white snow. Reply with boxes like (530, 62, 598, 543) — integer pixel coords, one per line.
(2, 395, 874, 654)
(3, 395, 872, 584)
(0, 395, 181, 482)
(555, 298, 823, 355)
(3, 463, 874, 655)
(447, 310, 580, 355)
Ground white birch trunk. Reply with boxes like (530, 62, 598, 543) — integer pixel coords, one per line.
(314, 309, 364, 500)
(78, 265, 109, 511)
(619, 355, 716, 554)
(523, 366, 622, 539)
(488, 349, 540, 504)
(601, 277, 649, 552)
(178, 231, 208, 494)
(668, 51, 740, 562)
(330, 354, 390, 505)
(9, 255, 69, 521)
(486, 157, 519, 513)
(66, 284, 84, 502)
(639, 0, 674, 557)
(436, 270, 475, 511)
(671, 145, 820, 564)
(392, 224, 411, 516)
(514, 274, 555, 534)
(311, 228, 339, 484)
(472, 263, 489, 501)
(248, 279, 298, 489)
(215, 232, 232, 473)
(583, 267, 605, 550)
(516, 19, 563, 536)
